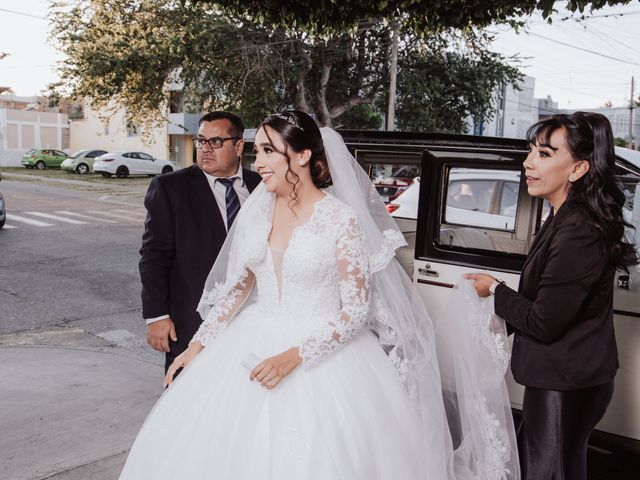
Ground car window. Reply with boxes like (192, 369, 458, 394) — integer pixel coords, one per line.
(446, 179, 496, 213)
(392, 166, 420, 178)
(70, 150, 86, 158)
(89, 150, 107, 158)
(138, 153, 153, 160)
(123, 153, 132, 159)
(42, 150, 51, 155)
(499, 181, 519, 216)
(438, 167, 526, 254)
(370, 163, 421, 203)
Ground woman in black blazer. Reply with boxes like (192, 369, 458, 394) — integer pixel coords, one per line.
(467, 112, 638, 480)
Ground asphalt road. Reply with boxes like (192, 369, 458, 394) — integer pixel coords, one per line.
(0, 175, 157, 358)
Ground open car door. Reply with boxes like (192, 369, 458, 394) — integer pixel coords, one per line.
(413, 143, 640, 475)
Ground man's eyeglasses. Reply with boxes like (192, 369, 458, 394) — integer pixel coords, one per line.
(193, 136, 241, 150)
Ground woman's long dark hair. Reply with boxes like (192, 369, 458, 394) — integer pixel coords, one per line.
(526, 112, 638, 269)
(258, 111, 332, 208)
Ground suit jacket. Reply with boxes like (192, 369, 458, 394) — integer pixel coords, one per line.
(494, 199, 618, 391)
(139, 165, 261, 365)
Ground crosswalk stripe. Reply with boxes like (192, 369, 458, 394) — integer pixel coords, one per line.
(6, 214, 53, 227)
(25, 211, 87, 225)
(2, 224, 17, 229)
(55, 211, 118, 224)
(87, 210, 143, 222)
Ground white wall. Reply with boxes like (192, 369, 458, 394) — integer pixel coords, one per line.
(69, 104, 168, 160)
(0, 108, 69, 167)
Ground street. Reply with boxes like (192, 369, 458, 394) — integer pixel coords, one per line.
(0, 173, 165, 480)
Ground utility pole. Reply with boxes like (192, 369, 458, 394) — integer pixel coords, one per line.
(387, 21, 399, 131)
(630, 76, 635, 146)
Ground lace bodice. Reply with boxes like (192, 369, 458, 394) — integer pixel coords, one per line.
(191, 194, 371, 367)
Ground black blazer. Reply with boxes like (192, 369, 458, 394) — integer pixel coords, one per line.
(494, 199, 618, 391)
(139, 165, 261, 363)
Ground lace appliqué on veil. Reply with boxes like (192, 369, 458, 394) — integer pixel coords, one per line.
(476, 395, 511, 480)
(465, 289, 510, 373)
(369, 229, 406, 273)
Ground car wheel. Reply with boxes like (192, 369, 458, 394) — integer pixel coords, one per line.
(162, 166, 173, 174)
(35, 161, 45, 170)
(76, 163, 89, 174)
(116, 166, 129, 178)
(101, 172, 112, 178)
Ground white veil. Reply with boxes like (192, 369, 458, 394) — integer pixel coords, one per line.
(197, 127, 519, 479)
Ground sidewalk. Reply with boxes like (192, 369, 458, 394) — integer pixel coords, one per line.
(0, 328, 164, 480)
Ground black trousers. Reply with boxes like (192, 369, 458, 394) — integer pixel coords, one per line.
(521, 380, 614, 480)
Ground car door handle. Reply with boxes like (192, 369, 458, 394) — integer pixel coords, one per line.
(418, 264, 439, 277)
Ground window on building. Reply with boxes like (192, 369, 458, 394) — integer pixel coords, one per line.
(126, 121, 140, 137)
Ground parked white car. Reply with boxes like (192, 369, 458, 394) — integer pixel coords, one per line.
(93, 151, 175, 178)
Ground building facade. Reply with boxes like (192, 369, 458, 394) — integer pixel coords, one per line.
(474, 76, 539, 139)
(70, 91, 200, 170)
(0, 93, 69, 167)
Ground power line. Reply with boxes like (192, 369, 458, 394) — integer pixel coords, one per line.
(0, 7, 47, 20)
(527, 31, 640, 66)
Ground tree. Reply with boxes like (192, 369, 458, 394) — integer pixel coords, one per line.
(208, 0, 628, 34)
(51, 0, 523, 131)
(396, 29, 520, 132)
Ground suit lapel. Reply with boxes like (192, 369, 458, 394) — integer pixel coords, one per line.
(522, 200, 576, 272)
(189, 166, 226, 235)
(522, 209, 554, 272)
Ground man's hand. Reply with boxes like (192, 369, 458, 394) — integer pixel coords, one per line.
(146, 318, 177, 353)
(250, 347, 302, 390)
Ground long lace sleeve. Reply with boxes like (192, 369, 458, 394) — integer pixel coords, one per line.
(191, 269, 255, 347)
(298, 215, 371, 367)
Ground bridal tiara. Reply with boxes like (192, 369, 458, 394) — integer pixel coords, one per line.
(269, 113, 305, 132)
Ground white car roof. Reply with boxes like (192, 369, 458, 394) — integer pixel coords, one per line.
(615, 147, 640, 170)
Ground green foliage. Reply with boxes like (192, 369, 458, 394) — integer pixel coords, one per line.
(396, 30, 522, 133)
(206, 0, 628, 34)
(614, 137, 628, 147)
(334, 104, 383, 130)
(50, 0, 524, 132)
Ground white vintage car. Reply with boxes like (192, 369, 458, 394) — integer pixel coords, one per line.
(334, 130, 640, 477)
(93, 151, 175, 178)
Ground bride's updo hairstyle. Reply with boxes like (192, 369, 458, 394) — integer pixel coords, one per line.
(259, 111, 332, 196)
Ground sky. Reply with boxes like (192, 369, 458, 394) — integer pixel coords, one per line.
(0, 0, 639, 110)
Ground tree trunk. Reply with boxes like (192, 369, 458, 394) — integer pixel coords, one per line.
(316, 56, 333, 127)
(295, 39, 313, 113)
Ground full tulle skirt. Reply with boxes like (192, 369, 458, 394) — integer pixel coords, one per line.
(120, 305, 429, 479)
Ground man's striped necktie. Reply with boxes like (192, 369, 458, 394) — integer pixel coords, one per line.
(217, 178, 240, 230)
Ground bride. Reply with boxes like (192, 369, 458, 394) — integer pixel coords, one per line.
(120, 111, 518, 479)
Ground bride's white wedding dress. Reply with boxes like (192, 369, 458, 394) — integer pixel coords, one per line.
(120, 194, 433, 479)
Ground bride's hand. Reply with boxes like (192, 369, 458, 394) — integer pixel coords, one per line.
(250, 347, 302, 390)
(163, 342, 204, 388)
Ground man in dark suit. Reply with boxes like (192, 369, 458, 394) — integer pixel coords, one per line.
(139, 111, 261, 372)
